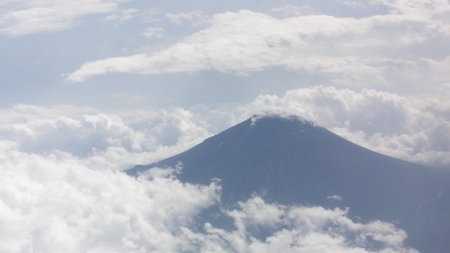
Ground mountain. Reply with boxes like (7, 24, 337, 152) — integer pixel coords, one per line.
(127, 115, 450, 253)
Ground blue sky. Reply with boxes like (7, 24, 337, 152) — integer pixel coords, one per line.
(0, 1, 449, 251)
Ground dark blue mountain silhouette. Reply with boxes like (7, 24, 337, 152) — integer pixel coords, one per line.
(127, 115, 450, 253)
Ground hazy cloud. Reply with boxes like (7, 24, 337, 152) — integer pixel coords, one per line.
(105, 8, 140, 22)
(165, 10, 210, 25)
(0, 0, 121, 36)
(327, 195, 343, 200)
(271, 5, 317, 17)
(105, 8, 160, 23)
(67, 5, 450, 90)
(140, 26, 164, 38)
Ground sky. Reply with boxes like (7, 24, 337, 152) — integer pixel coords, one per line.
(1, 0, 449, 252)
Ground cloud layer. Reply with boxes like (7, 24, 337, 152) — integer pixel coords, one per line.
(0, 145, 219, 252)
(1, 84, 449, 171)
(0, 0, 122, 36)
(67, 1, 450, 92)
(0, 140, 417, 252)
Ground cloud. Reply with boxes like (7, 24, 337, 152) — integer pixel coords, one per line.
(165, 10, 210, 25)
(140, 26, 164, 38)
(183, 196, 418, 253)
(105, 8, 160, 23)
(335, 0, 367, 9)
(3, 81, 450, 171)
(67, 6, 450, 88)
(0, 143, 220, 252)
(327, 195, 343, 200)
(0, 135, 418, 253)
(0, 105, 213, 171)
(372, 0, 450, 15)
(0, 102, 420, 252)
(0, 0, 121, 36)
(104, 8, 140, 22)
(272, 5, 317, 17)
(3, 80, 450, 170)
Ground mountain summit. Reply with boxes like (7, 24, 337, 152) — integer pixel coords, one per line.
(127, 115, 450, 252)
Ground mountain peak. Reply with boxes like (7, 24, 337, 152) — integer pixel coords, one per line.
(127, 115, 450, 252)
(249, 113, 318, 127)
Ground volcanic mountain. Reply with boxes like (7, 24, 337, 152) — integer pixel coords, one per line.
(127, 115, 450, 253)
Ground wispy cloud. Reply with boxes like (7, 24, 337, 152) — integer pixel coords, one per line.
(105, 8, 160, 23)
(140, 27, 164, 38)
(104, 8, 140, 22)
(327, 195, 343, 200)
(67, 3, 450, 88)
(0, 0, 121, 36)
(272, 4, 317, 16)
(165, 10, 210, 25)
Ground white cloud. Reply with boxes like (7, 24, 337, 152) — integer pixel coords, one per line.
(105, 8, 140, 22)
(0, 138, 418, 253)
(165, 10, 210, 25)
(140, 26, 164, 38)
(0, 103, 419, 252)
(272, 5, 317, 17)
(67, 6, 450, 88)
(105, 8, 160, 23)
(327, 195, 343, 200)
(0, 0, 121, 36)
(3, 82, 450, 171)
(336, 0, 367, 9)
(0, 143, 220, 252)
(0, 105, 213, 171)
(183, 197, 418, 253)
(372, 0, 450, 16)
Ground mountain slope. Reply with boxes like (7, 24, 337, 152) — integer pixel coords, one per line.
(127, 115, 450, 252)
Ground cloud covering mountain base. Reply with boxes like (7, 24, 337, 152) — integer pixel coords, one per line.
(0, 142, 417, 252)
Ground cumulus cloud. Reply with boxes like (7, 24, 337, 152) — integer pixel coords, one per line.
(183, 197, 417, 253)
(0, 0, 121, 36)
(0, 142, 220, 252)
(2, 82, 450, 170)
(3, 81, 450, 170)
(0, 101, 420, 252)
(67, 3, 450, 89)
(0, 137, 417, 253)
(0, 105, 213, 171)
